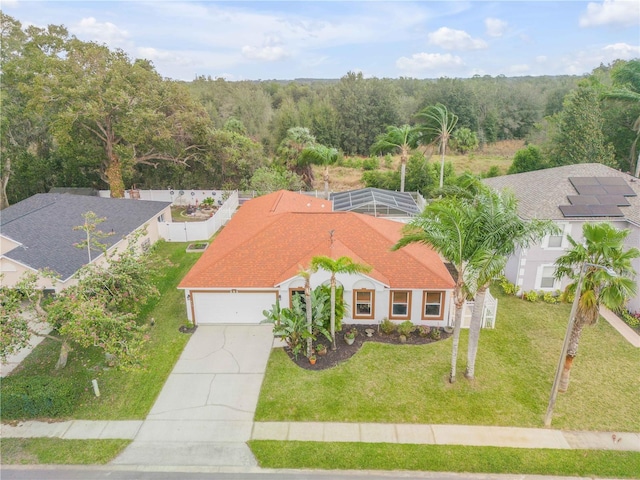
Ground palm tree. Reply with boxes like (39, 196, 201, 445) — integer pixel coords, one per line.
(277, 127, 317, 188)
(299, 268, 314, 358)
(464, 187, 557, 379)
(553, 222, 638, 392)
(311, 255, 371, 350)
(415, 104, 458, 189)
(300, 144, 339, 199)
(370, 125, 420, 192)
(393, 196, 488, 383)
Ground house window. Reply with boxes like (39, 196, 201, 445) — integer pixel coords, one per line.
(544, 223, 569, 249)
(390, 291, 411, 319)
(547, 233, 563, 248)
(539, 266, 556, 289)
(157, 213, 165, 222)
(289, 288, 306, 309)
(141, 238, 151, 251)
(353, 289, 375, 319)
(422, 291, 444, 320)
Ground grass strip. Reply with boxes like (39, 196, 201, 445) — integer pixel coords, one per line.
(1, 438, 130, 464)
(249, 440, 640, 478)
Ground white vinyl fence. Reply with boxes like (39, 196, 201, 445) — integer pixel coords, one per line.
(158, 191, 239, 242)
(99, 188, 228, 205)
(461, 289, 498, 329)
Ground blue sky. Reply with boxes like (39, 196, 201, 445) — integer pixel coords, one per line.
(3, 1, 639, 80)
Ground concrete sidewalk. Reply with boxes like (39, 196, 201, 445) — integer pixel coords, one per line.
(600, 306, 640, 347)
(3, 419, 639, 452)
(252, 422, 640, 451)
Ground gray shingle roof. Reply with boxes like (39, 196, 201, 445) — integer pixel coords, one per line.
(483, 164, 640, 226)
(1, 193, 170, 281)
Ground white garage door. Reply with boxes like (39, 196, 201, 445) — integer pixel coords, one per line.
(192, 291, 277, 324)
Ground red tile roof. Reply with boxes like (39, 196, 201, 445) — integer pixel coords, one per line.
(179, 191, 454, 290)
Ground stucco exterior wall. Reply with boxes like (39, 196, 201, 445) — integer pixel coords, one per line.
(0, 236, 21, 255)
(503, 219, 640, 313)
(279, 272, 453, 327)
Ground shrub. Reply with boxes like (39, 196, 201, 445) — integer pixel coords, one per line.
(384, 154, 393, 168)
(429, 328, 441, 340)
(380, 317, 395, 335)
(417, 325, 431, 337)
(362, 170, 401, 191)
(542, 292, 558, 304)
(1, 375, 81, 420)
(339, 157, 363, 169)
(523, 290, 540, 302)
(620, 310, 640, 328)
(498, 276, 518, 296)
(362, 157, 379, 171)
(558, 290, 575, 303)
(508, 145, 546, 174)
(451, 127, 479, 154)
(200, 196, 215, 207)
(483, 166, 501, 178)
(397, 321, 415, 336)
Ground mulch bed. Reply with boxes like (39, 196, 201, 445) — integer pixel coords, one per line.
(284, 324, 452, 370)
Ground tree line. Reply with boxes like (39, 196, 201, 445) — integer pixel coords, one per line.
(2, 11, 638, 209)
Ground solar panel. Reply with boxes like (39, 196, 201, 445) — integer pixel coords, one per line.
(592, 195, 631, 206)
(574, 185, 607, 195)
(561, 176, 635, 219)
(603, 185, 636, 196)
(569, 177, 599, 186)
(567, 195, 598, 205)
(596, 177, 628, 186)
(559, 205, 624, 217)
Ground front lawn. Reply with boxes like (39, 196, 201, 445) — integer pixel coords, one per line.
(255, 288, 639, 431)
(1, 241, 201, 420)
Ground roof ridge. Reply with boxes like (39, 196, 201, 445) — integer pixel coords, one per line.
(0, 194, 57, 226)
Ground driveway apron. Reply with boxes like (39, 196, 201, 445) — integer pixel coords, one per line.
(111, 324, 274, 467)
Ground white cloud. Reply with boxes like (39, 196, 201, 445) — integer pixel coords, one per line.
(560, 42, 640, 75)
(136, 47, 194, 66)
(428, 27, 487, 51)
(579, 0, 640, 27)
(536, 55, 548, 63)
(71, 17, 130, 47)
(602, 42, 640, 59)
(485, 18, 508, 37)
(241, 45, 290, 62)
(509, 64, 531, 74)
(396, 52, 464, 72)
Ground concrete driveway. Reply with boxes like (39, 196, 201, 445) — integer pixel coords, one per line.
(112, 324, 274, 468)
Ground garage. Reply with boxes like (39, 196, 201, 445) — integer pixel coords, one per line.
(190, 290, 278, 325)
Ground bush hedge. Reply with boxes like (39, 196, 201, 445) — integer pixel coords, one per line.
(1, 375, 81, 419)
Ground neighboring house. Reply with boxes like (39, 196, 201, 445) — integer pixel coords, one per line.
(0, 193, 172, 292)
(484, 163, 640, 312)
(330, 188, 425, 221)
(179, 190, 455, 326)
